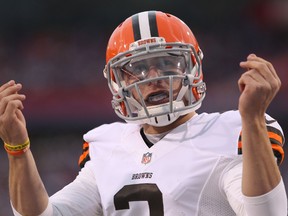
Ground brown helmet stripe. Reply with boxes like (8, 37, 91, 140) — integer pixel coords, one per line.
(132, 13, 141, 41)
(148, 11, 159, 37)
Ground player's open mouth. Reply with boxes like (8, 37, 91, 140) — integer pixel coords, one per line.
(146, 91, 169, 105)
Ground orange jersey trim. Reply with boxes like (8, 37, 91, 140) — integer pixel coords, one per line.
(78, 142, 90, 168)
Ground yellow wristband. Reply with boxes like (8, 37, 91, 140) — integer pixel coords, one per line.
(4, 140, 30, 156)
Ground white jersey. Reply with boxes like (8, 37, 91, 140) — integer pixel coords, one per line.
(43, 110, 285, 216)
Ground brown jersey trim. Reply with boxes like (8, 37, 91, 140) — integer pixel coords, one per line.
(238, 126, 285, 165)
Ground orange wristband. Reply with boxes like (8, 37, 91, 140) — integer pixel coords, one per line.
(4, 140, 30, 156)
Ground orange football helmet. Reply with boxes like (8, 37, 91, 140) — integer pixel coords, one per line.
(103, 11, 206, 126)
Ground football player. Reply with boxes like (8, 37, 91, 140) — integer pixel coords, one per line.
(0, 10, 287, 216)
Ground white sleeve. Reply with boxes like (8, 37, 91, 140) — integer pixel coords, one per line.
(243, 179, 287, 216)
(11, 202, 53, 216)
(221, 160, 287, 216)
(11, 160, 102, 216)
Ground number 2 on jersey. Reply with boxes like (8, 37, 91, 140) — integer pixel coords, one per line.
(114, 183, 164, 215)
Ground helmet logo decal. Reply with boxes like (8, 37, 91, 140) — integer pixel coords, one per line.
(132, 11, 159, 41)
(137, 38, 157, 46)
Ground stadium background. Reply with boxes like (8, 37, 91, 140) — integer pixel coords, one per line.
(0, 0, 287, 215)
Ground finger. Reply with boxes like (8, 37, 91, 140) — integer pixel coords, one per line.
(238, 70, 254, 93)
(238, 76, 252, 94)
(0, 80, 15, 91)
(0, 83, 23, 100)
(4, 100, 24, 117)
(16, 109, 26, 126)
(0, 80, 17, 95)
(238, 70, 266, 92)
(246, 54, 279, 82)
(242, 69, 270, 85)
(0, 94, 25, 115)
(238, 68, 280, 100)
(240, 61, 280, 93)
(239, 60, 276, 84)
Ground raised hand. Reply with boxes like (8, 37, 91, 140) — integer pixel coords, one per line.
(238, 54, 281, 119)
(0, 80, 28, 145)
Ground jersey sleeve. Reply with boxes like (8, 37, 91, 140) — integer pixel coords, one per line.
(11, 160, 103, 216)
(78, 123, 121, 169)
(221, 159, 287, 216)
(237, 113, 285, 165)
(49, 160, 102, 215)
(11, 201, 54, 216)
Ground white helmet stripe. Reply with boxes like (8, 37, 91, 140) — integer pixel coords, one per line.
(138, 12, 151, 38)
(132, 11, 159, 41)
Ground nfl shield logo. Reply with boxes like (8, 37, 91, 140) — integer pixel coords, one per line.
(141, 152, 152, 164)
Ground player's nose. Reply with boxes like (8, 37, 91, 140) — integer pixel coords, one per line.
(146, 66, 160, 78)
(146, 66, 164, 86)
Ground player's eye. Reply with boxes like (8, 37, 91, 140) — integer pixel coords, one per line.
(133, 64, 148, 76)
(161, 71, 179, 76)
(156, 60, 172, 70)
(123, 62, 149, 79)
